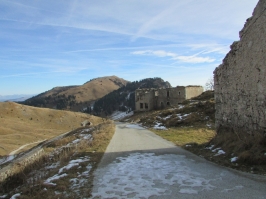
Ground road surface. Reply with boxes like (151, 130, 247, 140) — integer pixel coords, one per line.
(91, 123, 266, 199)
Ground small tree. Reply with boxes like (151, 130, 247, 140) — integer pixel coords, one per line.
(205, 78, 214, 91)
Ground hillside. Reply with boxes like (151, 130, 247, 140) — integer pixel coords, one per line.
(0, 102, 102, 156)
(23, 76, 128, 111)
(88, 77, 171, 115)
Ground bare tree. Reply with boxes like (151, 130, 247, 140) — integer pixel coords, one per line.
(205, 78, 214, 91)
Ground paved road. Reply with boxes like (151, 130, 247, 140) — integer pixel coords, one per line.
(91, 123, 266, 199)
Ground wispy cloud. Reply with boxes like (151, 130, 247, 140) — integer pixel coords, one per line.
(132, 50, 215, 63)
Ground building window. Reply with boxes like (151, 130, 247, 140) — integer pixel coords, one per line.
(167, 91, 170, 97)
(155, 91, 158, 96)
(140, 103, 143, 109)
(178, 92, 181, 95)
(145, 103, 148, 109)
(167, 102, 170, 106)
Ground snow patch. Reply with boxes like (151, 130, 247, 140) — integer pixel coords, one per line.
(10, 193, 21, 199)
(177, 113, 191, 120)
(153, 122, 167, 130)
(44, 173, 68, 186)
(111, 111, 134, 120)
(205, 145, 214, 150)
(214, 150, 226, 156)
(59, 157, 90, 174)
(231, 157, 238, 162)
(92, 153, 215, 198)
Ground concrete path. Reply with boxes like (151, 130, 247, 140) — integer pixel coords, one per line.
(91, 123, 266, 199)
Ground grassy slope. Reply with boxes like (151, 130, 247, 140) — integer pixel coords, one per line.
(0, 102, 102, 156)
(37, 76, 128, 103)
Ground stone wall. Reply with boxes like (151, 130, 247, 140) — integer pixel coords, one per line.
(214, 0, 266, 135)
(185, 86, 204, 99)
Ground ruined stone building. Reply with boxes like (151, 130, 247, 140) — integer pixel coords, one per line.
(214, 0, 266, 136)
(135, 86, 203, 112)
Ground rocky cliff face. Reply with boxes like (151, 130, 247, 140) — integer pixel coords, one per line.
(214, 0, 266, 136)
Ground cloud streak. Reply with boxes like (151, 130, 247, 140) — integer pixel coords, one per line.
(132, 50, 215, 63)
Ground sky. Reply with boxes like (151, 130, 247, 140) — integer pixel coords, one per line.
(0, 0, 259, 95)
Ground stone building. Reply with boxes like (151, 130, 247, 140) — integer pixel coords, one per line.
(214, 0, 266, 136)
(135, 86, 203, 112)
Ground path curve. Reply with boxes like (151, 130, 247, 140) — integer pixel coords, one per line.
(9, 140, 46, 155)
(91, 123, 266, 199)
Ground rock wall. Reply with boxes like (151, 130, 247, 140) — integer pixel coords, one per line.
(214, 0, 266, 135)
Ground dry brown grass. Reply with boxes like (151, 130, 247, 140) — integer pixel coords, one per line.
(41, 76, 128, 103)
(0, 102, 102, 156)
(152, 127, 216, 147)
(0, 121, 116, 198)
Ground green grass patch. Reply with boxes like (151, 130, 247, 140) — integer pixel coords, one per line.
(151, 126, 216, 147)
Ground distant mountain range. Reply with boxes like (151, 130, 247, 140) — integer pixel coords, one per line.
(0, 94, 35, 102)
(22, 76, 128, 111)
(18, 76, 172, 116)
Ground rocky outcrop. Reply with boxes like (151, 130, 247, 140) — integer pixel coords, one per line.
(214, 0, 266, 136)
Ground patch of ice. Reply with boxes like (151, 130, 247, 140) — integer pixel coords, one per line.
(153, 122, 167, 130)
(178, 105, 185, 109)
(214, 150, 226, 156)
(206, 123, 212, 128)
(70, 163, 92, 193)
(205, 145, 214, 150)
(10, 193, 21, 199)
(221, 185, 243, 193)
(45, 162, 60, 169)
(212, 147, 221, 152)
(81, 128, 92, 133)
(72, 139, 80, 144)
(0, 155, 16, 165)
(163, 115, 172, 120)
(231, 157, 238, 162)
(176, 113, 191, 120)
(111, 111, 134, 120)
(81, 134, 92, 140)
(44, 173, 68, 186)
(126, 124, 145, 130)
(179, 188, 198, 194)
(59, 157, 90, 174)
(92, 153, 215, 198)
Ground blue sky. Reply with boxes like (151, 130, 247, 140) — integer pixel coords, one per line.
(0, 0, 258, 95)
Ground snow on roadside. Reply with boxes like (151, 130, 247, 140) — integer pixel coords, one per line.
(153, 122, 167, 130)
(214, 150, 226, 156)
(177, 113, 191, 120)
(44, 156, 91, 186)
(59, 157, 90, 174)
(44, 173, 68, 186)
(111, 111, 133, 120)
(231, 157, 238, 162)
(10, 193, 21, 199)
